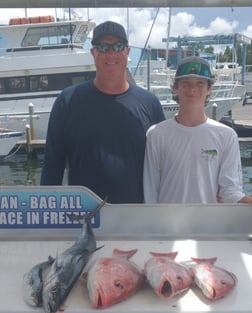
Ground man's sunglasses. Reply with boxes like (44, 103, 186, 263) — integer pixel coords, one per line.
(93, 41, 127, 53)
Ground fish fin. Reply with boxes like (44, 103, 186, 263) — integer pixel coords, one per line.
(54, 253, 63, 271)
(86, 196, 108, 220)
(149, 251, 178, 260)
(66, 196, 108, 223)
(96, 245, 105, 252)
(66, 213, 84, 222)
(191, 257, 217, 264)
(47, 255, 55, 265)
(112, 248, 138, 259)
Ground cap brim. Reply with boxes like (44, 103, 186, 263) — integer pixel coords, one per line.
(175, 73, 215, 83)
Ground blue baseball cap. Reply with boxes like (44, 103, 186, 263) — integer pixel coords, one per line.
(91, 21, 128, 45)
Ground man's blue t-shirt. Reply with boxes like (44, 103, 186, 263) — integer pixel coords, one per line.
(41, 81, 165, 203)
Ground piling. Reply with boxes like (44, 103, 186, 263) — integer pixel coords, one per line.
(26, 124, 32, 155)
(211, 102, 217, 120)
(28, 103, 35, 140)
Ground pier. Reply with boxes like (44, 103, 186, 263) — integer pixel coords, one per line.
(221, 82, 252, 140)
(10, 139, 45, 157)
(9, 82, 252, 158)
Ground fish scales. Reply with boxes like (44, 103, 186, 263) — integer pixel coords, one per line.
(42, 197, 107, 313)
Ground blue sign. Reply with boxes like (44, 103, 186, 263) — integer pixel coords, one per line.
(0, 186, 103, 229)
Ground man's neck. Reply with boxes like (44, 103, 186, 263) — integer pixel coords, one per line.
(94, 77, 129, 95)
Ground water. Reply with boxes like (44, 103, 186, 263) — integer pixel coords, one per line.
(0, 142, 252, 195)
(239, 141, 252, 195)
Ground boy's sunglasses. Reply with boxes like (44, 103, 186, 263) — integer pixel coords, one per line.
(93, 41, 127, 53)
(176, 61, 213, 80)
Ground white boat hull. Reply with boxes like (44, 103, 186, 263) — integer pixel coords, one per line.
(0, 129, 24, 156)
(0, 93, 56, 139)
(0, 18, 97, 140)
(162, 83, 247, 121)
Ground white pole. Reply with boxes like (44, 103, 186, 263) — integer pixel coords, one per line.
(166, 8, 172, 66)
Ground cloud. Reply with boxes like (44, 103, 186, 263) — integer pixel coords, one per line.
(209, 17, 239, 34)
(0, 7, 251, 49)
(242, 25, 252, 39)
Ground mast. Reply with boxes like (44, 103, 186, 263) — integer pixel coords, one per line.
(166, 8, 172, 67)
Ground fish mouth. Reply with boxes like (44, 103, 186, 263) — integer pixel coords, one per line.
(93, 289, 106, 308)
(160, 280, 172, 298)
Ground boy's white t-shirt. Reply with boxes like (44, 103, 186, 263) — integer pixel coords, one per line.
(144, 117, 244, 204)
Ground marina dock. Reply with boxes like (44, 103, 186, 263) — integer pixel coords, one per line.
(12, 105, 252, 156)
(10, 83, 252, 157)
(11, 139, 45, 157)
(222, 83, 252, 141)
(231, 102, 252, 128)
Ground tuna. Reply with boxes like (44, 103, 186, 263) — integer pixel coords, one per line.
(23, 256, 55, 307)
(190, 257, 237, 301)
(144, 251, 193, 298)
(42, 197, 107, 313)
(86, 248, 145, 308)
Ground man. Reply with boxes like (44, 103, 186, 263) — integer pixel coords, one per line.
(41, 21, 165, 203)
(143, 56, 252, 204)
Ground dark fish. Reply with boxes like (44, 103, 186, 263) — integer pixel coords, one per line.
(23, 256, 55, 307)
(42, 197, 107, 313)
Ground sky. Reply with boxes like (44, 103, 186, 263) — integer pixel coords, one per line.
(0, 7, 252, 50)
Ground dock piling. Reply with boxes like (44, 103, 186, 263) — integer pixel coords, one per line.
(26, 124, 32, 155)
(28, 103, 35, 140)
(212, 102, 217, 120)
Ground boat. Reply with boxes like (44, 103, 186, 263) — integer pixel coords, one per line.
(0, 16, 97, 139)
(220, 116, 252, 137)
(212, 62, 242, 81)
(134, 58, 247, 121)
(162, 81, 246, 121)
(0, 128, 24, 156)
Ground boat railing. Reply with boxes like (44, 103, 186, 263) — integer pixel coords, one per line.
(211, 82, 239, 98)
(4, 43, 84, 54)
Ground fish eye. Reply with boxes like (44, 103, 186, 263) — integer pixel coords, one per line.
(114, 280, 124, 289)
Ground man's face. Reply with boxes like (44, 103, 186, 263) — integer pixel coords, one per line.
(91, 35, 130, 77)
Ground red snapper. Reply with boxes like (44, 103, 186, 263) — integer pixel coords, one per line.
(190, 257, 237, 301)
(86, 248, 145, 308)
(144, 251, 193, 298)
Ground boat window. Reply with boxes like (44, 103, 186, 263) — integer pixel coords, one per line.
(1, 71, 96, 94)
(8, 77, 27, 92)
(74, 25, 88, 44)
(216, 64, 224, 69)
(47, 74, 70, 90)
(71, 72, 96, 84)
(0, 79, 5, 93)
(30, 76, 48, 91)
(22, 24, 76, 47)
